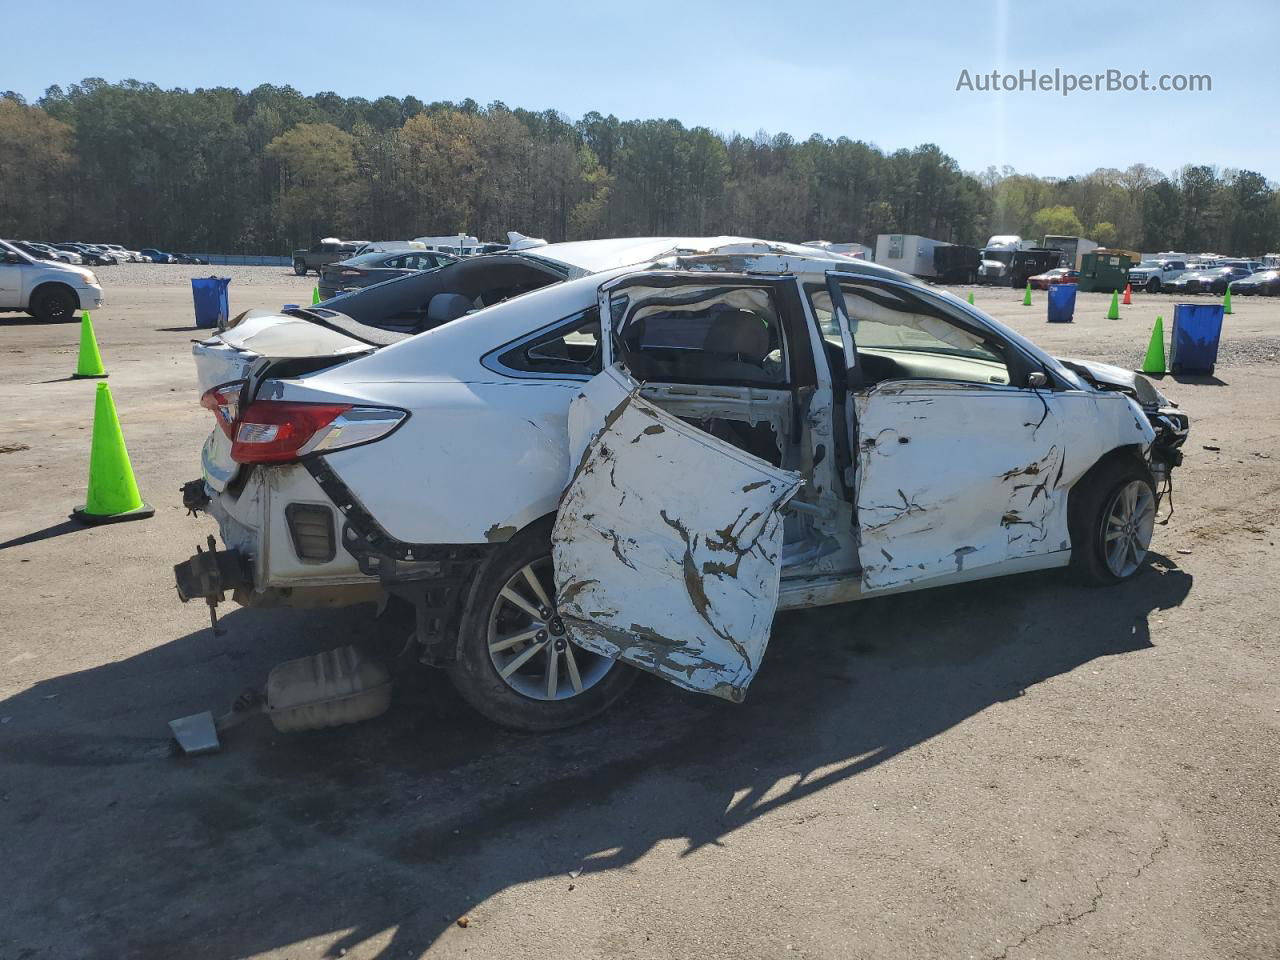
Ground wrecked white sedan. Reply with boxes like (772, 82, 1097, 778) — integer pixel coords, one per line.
(175, 238, 1188, 730)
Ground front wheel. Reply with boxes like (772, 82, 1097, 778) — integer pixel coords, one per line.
(447, 520, 636, 731)
(30, 286, 78, 322)
(1147, 278, 1161, 293)
(1069, 458, 1157, 585)
(293, 259, 307, 276)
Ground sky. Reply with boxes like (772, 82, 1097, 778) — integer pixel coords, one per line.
(5, 0, 1275, 181)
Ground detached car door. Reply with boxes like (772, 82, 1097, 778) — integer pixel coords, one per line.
(824, 272, 1068, 591)
(552, 273, 815, 702)
(552, 366, 800, 702)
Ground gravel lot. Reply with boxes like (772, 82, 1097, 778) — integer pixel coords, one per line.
(1, 266, 1277, 960)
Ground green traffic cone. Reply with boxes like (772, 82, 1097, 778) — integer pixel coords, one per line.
(1022, 282, 1032, 306)
(72, 382, 154, 525)
(1106, 290, 1121, 320)
(1140, 316, 1166, 375)
(312, 285, 321, 305)
(967, 290, 975, 305)
(71, 311, 108, 379)
(1223, 286, 1232, 315)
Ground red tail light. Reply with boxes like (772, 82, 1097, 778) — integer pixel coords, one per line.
(230, 399, 406, 465)
(338, 268, 366, 278)
(200, 381, 244, 438)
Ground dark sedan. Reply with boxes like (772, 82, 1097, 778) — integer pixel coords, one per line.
(1165, 266, 1252, 295)
(1229, 269, 1280, 296)
(318, 249, 455, 299)
(140, 248, 175, 264)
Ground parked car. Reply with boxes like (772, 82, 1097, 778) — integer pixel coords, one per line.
(14, 241, 78, 265)
(139, 248, 175, 264)
(54, 243, 115, 266)
(1027, 267, 1080, 290)
(1228, 268, 1280, 296)
(292, 239, 363, 276)
(27, 242, 83, 265)
(1165, 266, 1251, 295)
(0, 238, 105, 321)
(317, 250, 456, 299)
(1127, 259, 1187, 293)
(174, 237, 1189, 731)
(176, 252, 210, 265)
(100, 244, 146, 263)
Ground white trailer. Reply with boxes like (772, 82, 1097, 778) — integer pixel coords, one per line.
(1042, 235, 1098, 270)
(874, 234, 951, 278)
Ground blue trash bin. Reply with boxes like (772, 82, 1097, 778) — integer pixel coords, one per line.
(1170, 302, 1224, 375)
(1047, 283, 1077, 323)
(191, 276, 231, 329)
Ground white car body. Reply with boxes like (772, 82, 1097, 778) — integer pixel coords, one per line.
(178, 237, 1187, 710)
(0, 239, 105, 316)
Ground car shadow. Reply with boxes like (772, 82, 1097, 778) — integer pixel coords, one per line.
(0, 558, 1192, 959)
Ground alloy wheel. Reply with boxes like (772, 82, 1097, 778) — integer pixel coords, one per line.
(1101, 480, 1156, 578)
(486, 557, 613, 700)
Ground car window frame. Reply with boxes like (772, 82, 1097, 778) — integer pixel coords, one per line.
(481, 306, 604, 381)
(819, 272, 1050, 392)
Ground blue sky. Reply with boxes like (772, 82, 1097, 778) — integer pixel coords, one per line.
(6, 0, 1274, 180)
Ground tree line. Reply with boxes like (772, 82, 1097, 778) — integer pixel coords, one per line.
(0, 79, 1276, 256)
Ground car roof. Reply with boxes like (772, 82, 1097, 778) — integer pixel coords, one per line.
(515, 236, 863, 279)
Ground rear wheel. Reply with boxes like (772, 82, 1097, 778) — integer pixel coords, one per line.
(29, 286, 78, 322)
(1069, 457, 1157, 585)
(293, 259, 307, 276)
(447, 520, 636, 731)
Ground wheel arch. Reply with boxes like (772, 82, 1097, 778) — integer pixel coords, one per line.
(1066, 443, 1150, 531)
(29, 280, 82, 309)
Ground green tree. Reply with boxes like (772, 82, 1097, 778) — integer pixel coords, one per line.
(266, 122, 362, 245)
(1031, 205, 1085, 240)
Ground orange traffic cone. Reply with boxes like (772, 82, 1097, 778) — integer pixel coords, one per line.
(1122, 283, 1132, 306)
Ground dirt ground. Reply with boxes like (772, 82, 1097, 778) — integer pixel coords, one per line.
(1, 264, 1277, 960)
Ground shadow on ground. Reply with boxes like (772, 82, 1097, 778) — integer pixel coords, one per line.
(0, 558, 1191, 959)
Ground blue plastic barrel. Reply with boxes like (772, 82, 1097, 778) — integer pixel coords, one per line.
(1046, 283, 1077, 323)
(1170, 302, 1224, 375)
(191, 276, 231, 329)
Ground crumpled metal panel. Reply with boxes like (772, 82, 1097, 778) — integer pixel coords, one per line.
(553, 366, 802, 702)
(854, 381, 1067, 591)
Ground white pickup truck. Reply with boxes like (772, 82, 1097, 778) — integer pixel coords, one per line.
(0, 238, 105, 321)
(1127, 258, 1188, 293)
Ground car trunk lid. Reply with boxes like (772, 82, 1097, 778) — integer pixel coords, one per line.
(194, 309, 396, 490)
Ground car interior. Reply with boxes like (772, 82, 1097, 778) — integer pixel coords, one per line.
(612, 286, 793, 468)
(306, 255, 566, 336)
(809, 283, 1014, 389)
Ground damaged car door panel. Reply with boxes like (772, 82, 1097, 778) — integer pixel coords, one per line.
(173, 239, 1190, 730)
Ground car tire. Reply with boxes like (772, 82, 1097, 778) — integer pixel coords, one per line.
(1068, 455, 1157, 586)
(446, 518, 637, 731)
(1147, 278, 1161, 293)
(29, 285, 78, 323)
(293, 259, 307, 276)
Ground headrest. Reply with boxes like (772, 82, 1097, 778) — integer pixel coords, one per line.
(707, 309, 771, 362)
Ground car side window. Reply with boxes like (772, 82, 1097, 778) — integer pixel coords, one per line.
(813, 281, 1014, 388)
(613, 287, 788, 388)
(493, 307, 602, 377)
(384, 255, 407, 269)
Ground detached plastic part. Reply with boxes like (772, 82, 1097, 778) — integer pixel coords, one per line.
(265, 646, 391, 732)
